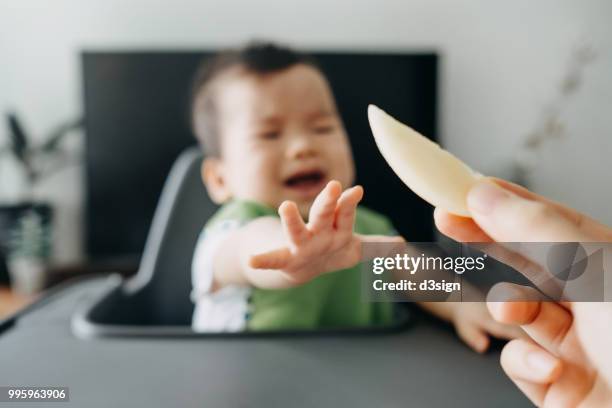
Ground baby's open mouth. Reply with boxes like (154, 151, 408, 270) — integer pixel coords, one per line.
(284, 169, 326, 192)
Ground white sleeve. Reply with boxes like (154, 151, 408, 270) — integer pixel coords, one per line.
(191, 220, 251, 333)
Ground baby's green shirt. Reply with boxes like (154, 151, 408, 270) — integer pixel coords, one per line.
(205, 200, 395, 331)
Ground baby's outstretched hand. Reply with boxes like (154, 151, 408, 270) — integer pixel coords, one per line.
(452, 302, 525, 353)
(249, 180, 364, 285)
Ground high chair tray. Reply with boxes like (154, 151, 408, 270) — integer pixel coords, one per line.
(0, 275, 530, 407)
(70, 273, 415, 338)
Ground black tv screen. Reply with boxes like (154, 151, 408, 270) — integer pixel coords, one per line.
(82, 50, 438, 266)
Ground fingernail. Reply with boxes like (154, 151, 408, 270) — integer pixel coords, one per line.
(486, 301, 504, 320)
(526, 351, 558, 376)
(476, 336, 489, 353)
(467, 181, 510, 215)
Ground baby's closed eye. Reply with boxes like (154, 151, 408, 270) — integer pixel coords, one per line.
(257, 128, 282, 140)
(312, 124, 335, 135)
(310, 117, 339, 135)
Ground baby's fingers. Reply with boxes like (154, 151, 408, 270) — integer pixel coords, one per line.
(249, 247, 292, 270)
(279, 201, 308, 248)
(308, 180, 342, 232)
(456, 321, 490, 353)
(334, 185, 364, 233)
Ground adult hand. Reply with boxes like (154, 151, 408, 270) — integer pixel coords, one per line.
(434, 178, 612, 244)
(434, 178, 612, 407)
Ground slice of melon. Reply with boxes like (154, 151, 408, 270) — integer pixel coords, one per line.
(367, 104, 480, 217)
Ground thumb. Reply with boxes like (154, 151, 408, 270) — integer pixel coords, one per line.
(466, 180, 591, 242)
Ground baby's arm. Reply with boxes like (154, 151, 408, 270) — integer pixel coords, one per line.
(210, 181, 367, 290)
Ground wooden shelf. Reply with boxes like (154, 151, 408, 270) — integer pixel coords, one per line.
(0, 286, 37, 319)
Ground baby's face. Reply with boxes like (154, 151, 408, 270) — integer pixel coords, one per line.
(211, 64, 355, 217)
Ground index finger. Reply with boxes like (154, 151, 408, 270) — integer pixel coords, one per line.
(487, 283, 573, 355)
(434, 207, 492, 242)
(279, 200, 308, 247)
(471, 178, 610, 242)
(308, 180, 342, 232)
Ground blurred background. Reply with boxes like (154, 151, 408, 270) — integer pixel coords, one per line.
(0, 0, 610, 304)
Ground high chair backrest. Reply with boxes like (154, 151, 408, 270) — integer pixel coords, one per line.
(125, 146, 217, 324)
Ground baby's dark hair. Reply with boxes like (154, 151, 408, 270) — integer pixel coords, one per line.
(190, 41, 319, 157)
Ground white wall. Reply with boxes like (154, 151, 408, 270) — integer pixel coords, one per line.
(0, 0, 610, 262)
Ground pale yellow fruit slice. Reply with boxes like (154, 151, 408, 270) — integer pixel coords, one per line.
(367, 104, 480, 217)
